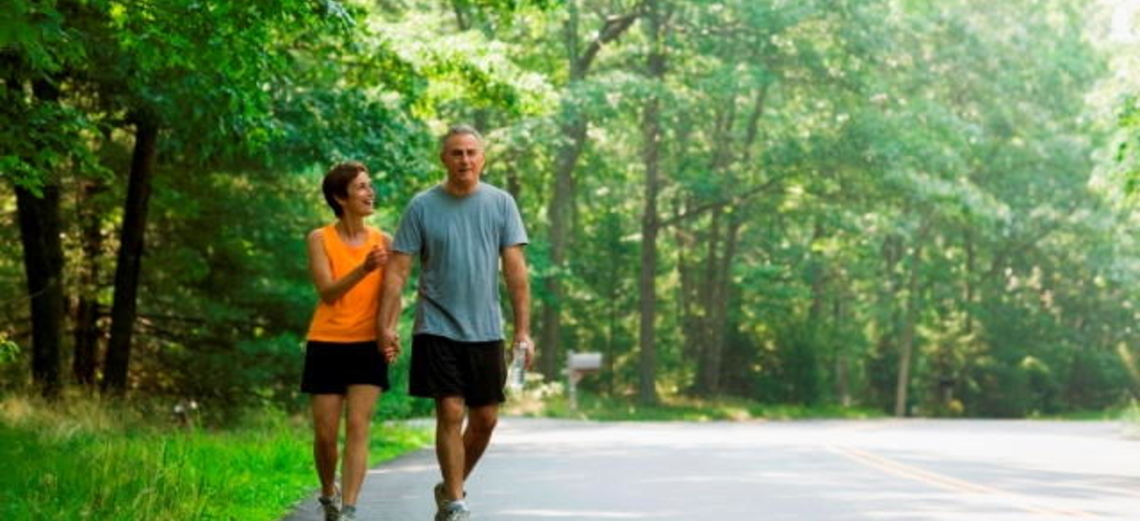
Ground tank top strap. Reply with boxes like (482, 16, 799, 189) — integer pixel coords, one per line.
(320, 224, 342, 255)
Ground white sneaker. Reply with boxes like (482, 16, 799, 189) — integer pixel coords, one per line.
(433, 482, 467, 514)
(435, 502, 471, 521)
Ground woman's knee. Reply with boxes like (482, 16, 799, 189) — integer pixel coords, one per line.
(346, 411, 372, 437)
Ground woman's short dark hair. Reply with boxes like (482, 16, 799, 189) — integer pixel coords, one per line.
(322, 161, 368, 217)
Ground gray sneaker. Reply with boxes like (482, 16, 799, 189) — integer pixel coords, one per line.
(433, 482, 467, 513)
(433, 482, 448, 512)
(339, 505, 358, 521)
(317, 495, 339, 521)
(435, 503, 471, 521)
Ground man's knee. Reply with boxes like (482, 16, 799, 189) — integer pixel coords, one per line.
(436, 396, 466, 427)
(467, 406, 498, 436)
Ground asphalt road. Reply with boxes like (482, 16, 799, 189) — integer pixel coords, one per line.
(283, 418, 1140, 520)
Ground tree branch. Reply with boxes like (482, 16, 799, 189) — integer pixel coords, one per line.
(577, 5, 643, 76)
(660, 175, 786, 229)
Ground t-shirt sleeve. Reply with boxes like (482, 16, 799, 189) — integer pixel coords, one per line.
(500, 193, 528, 249)
(392, 200, 422, 254)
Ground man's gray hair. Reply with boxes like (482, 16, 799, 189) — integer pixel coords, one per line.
(439, 124, 484, 150)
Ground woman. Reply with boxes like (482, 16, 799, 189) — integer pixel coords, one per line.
(302, 161, 398, 521)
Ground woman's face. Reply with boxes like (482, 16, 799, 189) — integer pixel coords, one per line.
(338, 171, 375, 217)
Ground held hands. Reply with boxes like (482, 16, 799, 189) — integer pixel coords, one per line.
(380, 329, 401, 363)
(361, 245, 389, 273)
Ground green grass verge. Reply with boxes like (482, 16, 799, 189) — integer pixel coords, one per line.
(0, 395, 430, 521)
(1122, 399, 1140, 439)
(506, 389, 885, 422)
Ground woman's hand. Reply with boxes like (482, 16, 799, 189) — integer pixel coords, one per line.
(362, 245, 389, 272)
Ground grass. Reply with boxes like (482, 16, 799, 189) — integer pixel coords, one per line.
(1123, 399, 1140, 439)
(0, 394, 431, 521)
(504, 385, 885, 422)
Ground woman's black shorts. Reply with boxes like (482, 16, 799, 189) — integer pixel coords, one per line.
(300, 340, 390, 395)
(409, 334, 505, 407)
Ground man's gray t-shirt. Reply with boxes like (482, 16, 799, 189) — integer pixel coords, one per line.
(392, 182, 528, 342)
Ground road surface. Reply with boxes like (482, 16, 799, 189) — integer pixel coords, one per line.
(283, 417, 1140, 520)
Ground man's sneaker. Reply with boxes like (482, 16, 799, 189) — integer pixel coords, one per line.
(317, 495, 339, 521)
(435, 502, 471, 521)
(433, 482, 467, 513)
(433, 482, 448, 512)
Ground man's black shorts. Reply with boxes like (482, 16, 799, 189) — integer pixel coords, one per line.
(409, 334, 506, 407)
(300, 340, 390, 395)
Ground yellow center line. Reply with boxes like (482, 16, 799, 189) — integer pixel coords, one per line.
(826, 444, 1101, 519)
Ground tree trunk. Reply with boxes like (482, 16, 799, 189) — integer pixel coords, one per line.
(638, 0, 665, 406)
(693, 207, 722, 396)
(73, 176, 106, 387)
(539, 116, 587, 380)
(834, 295, 851, 406)
(893, 241, 923, 417)
(102, 118, 159, 394)
(15, 183, 65, 398)
(704, 213, 740, 396)
(14, 78, 66, 398)
(538, 0, 640, 382)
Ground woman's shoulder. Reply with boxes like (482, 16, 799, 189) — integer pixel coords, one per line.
(366, 225, 391, 242)
(308, 224, 334, 243)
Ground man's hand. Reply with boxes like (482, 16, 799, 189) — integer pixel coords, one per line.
(514, 333, 535, 370)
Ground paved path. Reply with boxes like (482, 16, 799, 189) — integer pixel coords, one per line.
(283, 418, 1140, 520)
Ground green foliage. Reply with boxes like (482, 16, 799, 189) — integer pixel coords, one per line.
(2, 0, 1137, 422)
(0, 333, 18, 365)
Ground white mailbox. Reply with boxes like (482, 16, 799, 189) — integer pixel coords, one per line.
(565, 351, 603, 410)
(568, 352, 602, 372)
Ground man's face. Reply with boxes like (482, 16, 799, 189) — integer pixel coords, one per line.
(441, 134, 485, 186)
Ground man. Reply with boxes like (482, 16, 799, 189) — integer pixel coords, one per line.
(378, 124, 533, 521)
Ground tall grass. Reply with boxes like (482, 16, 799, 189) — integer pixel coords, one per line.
(0, 394, 430, 521)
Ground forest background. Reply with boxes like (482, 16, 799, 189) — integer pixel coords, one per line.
(5, 0, 1140, 422)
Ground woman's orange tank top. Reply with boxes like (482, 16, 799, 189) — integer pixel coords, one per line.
(306, 224, 385, 342)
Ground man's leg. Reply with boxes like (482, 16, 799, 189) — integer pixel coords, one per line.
(311, 394, 344, 498)
(342, 384, 382, 508)
(436, 395, 467, 501)
(463, 402, 499, 478)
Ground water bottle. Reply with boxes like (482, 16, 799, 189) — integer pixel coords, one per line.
(507, 341, 528, 391)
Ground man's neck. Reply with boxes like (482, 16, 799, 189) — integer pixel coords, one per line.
(443, 179, 480, 197)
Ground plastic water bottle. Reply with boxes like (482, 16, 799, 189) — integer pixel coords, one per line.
(507, 341, 528, 391)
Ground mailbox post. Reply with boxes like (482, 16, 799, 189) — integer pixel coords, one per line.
(565, 351, 602, 410)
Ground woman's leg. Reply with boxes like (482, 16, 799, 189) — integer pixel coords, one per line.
(341, 384, 382, 507)
(312, 394, 345, 498)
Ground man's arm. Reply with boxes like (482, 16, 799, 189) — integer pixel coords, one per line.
(501, 245, 533, 368)
(377, 251, 412, 361)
